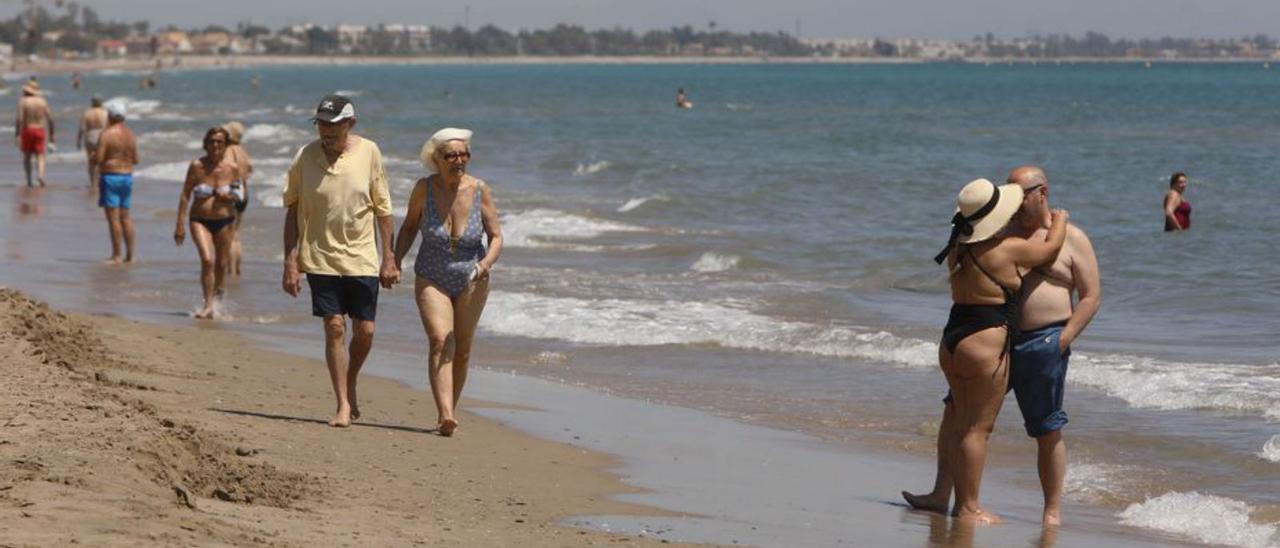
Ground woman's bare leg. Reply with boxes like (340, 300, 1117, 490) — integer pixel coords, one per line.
(189, 221, 216, 319)
(448, 277, 490, 413)
(943, 327, 1009, 525)
(415, 277, 458, 435)
(213, 224, 235, 300)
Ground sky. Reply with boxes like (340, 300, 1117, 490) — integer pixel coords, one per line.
(8, 0, 1280, 40)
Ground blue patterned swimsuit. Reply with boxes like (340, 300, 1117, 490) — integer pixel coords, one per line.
(415, 181, 486, 298)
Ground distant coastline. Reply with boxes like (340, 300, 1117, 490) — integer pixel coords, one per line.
(14, 53, 1278, 77)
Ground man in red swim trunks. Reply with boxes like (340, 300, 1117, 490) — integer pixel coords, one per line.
(15, 78, 55, 187)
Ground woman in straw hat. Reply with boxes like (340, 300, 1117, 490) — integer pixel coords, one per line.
(930, 178, 1068, 524)
(393, 128, 503, 436)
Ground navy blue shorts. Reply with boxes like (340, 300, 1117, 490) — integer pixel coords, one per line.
(940, 321, 1071, 438)
(1009, 322, 1070, 437)
(306, 274, 379, 321)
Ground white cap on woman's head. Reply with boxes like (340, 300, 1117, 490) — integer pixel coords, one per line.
(420, 127, 473, 172)
(105, 100, 128, 120)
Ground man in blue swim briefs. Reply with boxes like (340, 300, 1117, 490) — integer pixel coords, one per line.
(94, 101, 140, 264)
(904, 165, 1102, 526)
(281, 94, 399, 428)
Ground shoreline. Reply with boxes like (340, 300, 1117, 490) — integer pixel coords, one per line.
(0, 287, 686, 546)
(13, 53, 1279, 77)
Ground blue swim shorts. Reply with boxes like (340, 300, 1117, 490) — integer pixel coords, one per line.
(1009, 321, 1071, 438)
(98, 172, 133, 209)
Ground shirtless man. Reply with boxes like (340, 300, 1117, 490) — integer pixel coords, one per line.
(77, 97, 109, 188)
(15, 79, 55, 187)
(95, 102, 140, 265)
(903, 165, 1101, 526)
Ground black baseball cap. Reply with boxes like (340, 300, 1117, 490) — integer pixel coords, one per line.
(312, 94, 355, 123)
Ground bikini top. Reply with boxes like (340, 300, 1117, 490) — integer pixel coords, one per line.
(191, 183, 215, 199)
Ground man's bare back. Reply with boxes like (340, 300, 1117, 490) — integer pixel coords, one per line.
(80, 107, 107, 134)
(18, 96, 51, 129)
(96, 124, 139, 174)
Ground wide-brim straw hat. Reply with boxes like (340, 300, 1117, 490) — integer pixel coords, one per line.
(221, 121, 245, 144)
(21, 80, 39, 96)
(420, 127, 473, 172)
(934, 178, 1023, 264)
(955, 179, 1023, 244)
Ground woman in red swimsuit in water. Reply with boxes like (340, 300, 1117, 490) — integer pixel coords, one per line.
(1164, 171, 1191, 231)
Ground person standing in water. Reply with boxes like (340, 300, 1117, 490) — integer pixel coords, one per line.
(394, 128, 503, 437)
(174, 127, 243, 319)
(1164, 172, 1191, 231)
(95, 101, 139, 265)
(15, 78, 55, 187)
(281, 94, 398, 428)
(222, 121, 252, 276)
(903, 166, 1100, 526)
(676, 87, 693, 109)
(77, 97, 109, 189)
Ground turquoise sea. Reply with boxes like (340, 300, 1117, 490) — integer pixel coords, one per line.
(2, 61, 1277, 546)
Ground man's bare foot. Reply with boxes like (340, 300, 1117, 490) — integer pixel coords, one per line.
(37, 178, 46, 187)
(438, 418, 458, 437)
(103, 256, 122, 265)
(902, 491, 949, 514)
(1042, 509, 1061, 526)
(194, 306, 214, 320)
(955, 507, 1002, 525)
(123, 256, 134, 264)
(329, 405, 352, 428)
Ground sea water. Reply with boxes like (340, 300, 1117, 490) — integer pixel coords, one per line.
(2, 62, 1277, 546)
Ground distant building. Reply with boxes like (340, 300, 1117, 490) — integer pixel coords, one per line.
(384, 24, 431, 52)
(190, 31, 232, 54)
(97, 39, 127, 58)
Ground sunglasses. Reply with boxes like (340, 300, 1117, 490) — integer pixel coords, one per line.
(442, 151, 471, 161)
(1023, 183, 1046, 196)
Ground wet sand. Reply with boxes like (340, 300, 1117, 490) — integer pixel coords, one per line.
(0, 287, 685, 546)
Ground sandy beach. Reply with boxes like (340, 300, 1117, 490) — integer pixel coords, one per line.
(0, 287, 687, 547)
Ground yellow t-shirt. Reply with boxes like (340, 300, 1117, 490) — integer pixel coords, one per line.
(283, 136, 393, 277)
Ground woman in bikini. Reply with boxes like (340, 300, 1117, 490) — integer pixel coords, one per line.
(394, 128, 503, 436)
(932, 178, 1067, 524)
(174, 127, 244, 319)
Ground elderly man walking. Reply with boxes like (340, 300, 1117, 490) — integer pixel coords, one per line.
(15, 78, 55, 187)
(281, 94, 399, 427)
(903, 165, 1101, 525)
(95, 102, 139, 264)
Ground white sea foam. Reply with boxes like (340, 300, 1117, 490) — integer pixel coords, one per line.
(501, 209, 648, 249)
(573, 160, 611, 176)
(1069, 354, 1280, 422)
(146, 112, 195, 122)
(1064, 462, 1144, 504)
(134, 161, 190, 182)
(333, 89, 364, 97)
(107, 97, 161, 116)
(138, 130, 197, 146)
(617, 197, 649, 212)
(1260, 435, 1280, 463)
(1119, 492, 1277, 548)
(243, 123, 309, 144)
(691, 252, 740, 273)
(481, 291, 937, 368)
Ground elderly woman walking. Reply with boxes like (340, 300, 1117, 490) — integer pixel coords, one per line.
(394, 128, 503, 436)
